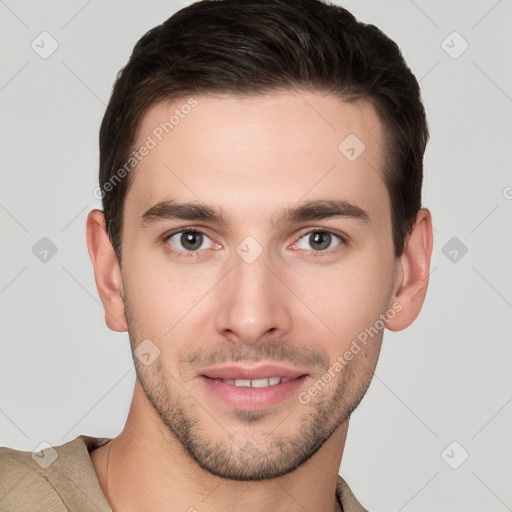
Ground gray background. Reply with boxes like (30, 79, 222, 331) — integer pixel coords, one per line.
(1, 1, 511, 510)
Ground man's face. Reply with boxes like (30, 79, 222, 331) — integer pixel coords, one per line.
(119, 90, 399, 480)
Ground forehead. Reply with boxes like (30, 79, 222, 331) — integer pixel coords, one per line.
(126, 90, 388, 226)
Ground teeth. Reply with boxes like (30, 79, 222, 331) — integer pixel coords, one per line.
(252, 378, 275, 388)
(220, 377, 291, 388)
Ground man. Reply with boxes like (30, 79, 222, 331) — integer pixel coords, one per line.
(0, 0, 432, 510)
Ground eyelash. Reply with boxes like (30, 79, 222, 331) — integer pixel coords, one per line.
(293, 229, 346, 257)
(163, 229, 219, 259)
(162, 228, 347, 259)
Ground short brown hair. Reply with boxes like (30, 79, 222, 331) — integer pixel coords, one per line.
(99, 0, 428, 263)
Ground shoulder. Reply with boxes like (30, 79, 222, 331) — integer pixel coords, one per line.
(0, 435, 112, 512)
(0, 441, 71, 511)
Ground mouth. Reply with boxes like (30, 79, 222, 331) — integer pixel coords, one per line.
(198, 364, 310, 411)
(206, 376, 295, 388)
(200, 363, 308, 381)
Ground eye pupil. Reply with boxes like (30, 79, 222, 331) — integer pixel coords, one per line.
(310, 232, 331, 251)
(181, 231, 203, 250)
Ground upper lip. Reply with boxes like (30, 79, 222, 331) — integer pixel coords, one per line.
(200, 364, 308, 380)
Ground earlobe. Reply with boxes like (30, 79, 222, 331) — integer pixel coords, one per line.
(86, 209, 128, 332)
(386, 208, 433, 332)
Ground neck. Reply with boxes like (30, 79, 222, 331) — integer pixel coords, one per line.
(93, 382, 347, 512)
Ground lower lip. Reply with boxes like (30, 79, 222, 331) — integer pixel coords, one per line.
(199, 375, 309, 411)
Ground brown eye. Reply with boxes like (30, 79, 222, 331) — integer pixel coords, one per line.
(180, 231, 203, 250)
(309, 232, 331, 251)
(166, 230, 216, 253)
(295, 230, 343, 253)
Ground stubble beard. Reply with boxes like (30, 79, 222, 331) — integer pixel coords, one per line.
(123, 295, 382, 481)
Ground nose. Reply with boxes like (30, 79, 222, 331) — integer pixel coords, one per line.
(214, 243, 292, 344)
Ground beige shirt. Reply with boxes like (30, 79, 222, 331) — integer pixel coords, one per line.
(0, 435, 368, 511)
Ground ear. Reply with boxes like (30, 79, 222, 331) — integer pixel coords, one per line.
(86, 209, 128, 332)
(386, 208, 433, 331)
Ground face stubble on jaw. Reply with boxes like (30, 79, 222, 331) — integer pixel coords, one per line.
(122, 294, 385, 482)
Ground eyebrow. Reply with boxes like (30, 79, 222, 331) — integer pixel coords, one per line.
(141, 200, 230, 227)
(273, 199, 370, 226)
(140, 198, 370, 228)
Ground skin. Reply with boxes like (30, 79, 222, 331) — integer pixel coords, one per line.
(86, 90, 433, 512)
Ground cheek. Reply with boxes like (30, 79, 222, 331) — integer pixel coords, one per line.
(288, 258, 393, 349)
(122, 251, 219, 337)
